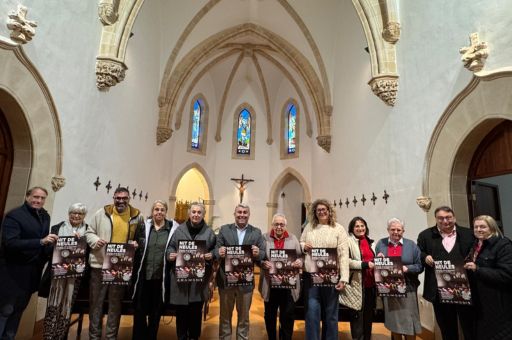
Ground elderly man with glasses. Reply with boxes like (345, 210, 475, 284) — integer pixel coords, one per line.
(417, 206, 475, 340)
(85, 187, 144, 340)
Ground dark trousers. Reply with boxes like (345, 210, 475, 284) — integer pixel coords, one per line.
(132, 279, 164, 340)
(264, 289, 296, 340)
(433, 301, 475, 340)
(176, 302, 204, 340)
(0, 290, 31, 340)
(349, 287, 375, 340)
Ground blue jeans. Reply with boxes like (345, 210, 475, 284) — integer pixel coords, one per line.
(305, 283, 339, 340)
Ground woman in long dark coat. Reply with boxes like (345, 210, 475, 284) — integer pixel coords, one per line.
(464, 215, 512, 340)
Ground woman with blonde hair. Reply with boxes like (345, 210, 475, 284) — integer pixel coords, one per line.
(464, 215, 512, 340)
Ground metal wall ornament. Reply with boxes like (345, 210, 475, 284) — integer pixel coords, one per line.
(361, 194, 367, 206)
(106, 180, 112, 193)
(139, 190, 143, 200)
(132, 188, 137, 199)
(145, 193, 149, 202)
(371, 192, 377, 205)
(94, 177, 101, 191)
(345, 198, 350, 208)
(383, 190, 390, 204)
(352, 196, 358, 207)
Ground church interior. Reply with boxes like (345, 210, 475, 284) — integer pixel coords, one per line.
(1, 0, 512, 338)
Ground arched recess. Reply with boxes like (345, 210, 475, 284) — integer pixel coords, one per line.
(169, 162, 214, 224)
(0, 40, 64, 214)
(267, 167, 311, 236)
(423, 72, 512, 227)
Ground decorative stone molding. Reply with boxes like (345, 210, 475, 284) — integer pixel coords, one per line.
(266, 202, 278, 208)
(368, 75, 398, 106)
(416, 196, 432, 212)
(460, 33, 489, 73)
(6, 4, 37, 44)
(352, 0, 400, 106)
(382, 21, 400, 44)
(96, 58, 127, 90)
(51, 175, 66, 192)
(96, 0, 145, 90)
(156, 126, 173, 145)
(98, 0, 120, 26)
(316, 135, 331, 153)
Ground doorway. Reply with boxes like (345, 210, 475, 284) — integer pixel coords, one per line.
(468, 121, 512, 236)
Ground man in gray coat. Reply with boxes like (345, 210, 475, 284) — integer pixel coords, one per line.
(214, 204, 265, 340)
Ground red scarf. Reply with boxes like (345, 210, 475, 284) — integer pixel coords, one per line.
(359, 237, 375, 288)
(270, 229, 288, 249)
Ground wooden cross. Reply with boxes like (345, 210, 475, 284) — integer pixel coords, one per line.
(230, 174, 255, 203)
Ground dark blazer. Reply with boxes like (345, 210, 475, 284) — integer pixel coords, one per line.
(417, 225, 474, 302)
(0, 202, 51, 293)
(213, 223, 265, 292)
(468, 236, 512, 340)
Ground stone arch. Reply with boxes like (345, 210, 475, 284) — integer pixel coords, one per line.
(0, 40, 63, 214)
(169, 162, 214, 222)
(266, 167, 311, 229)
(423, 72, 512, 227)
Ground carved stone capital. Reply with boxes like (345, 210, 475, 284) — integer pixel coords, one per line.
(6, 4, 37, 44)
(98, 0, 120, 26)
(96, 58, 127, 90)
(382, 21, 401, 44)
(460, 32, 489, 73)
(368, 75, 398, 106)
(51, 175, 66, 192)
(316, 135, 331, 153)
(156, 126, 173, 145)
(416, 196, 432, 212)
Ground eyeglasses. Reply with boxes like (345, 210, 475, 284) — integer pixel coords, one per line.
(436, 216, 453, 221)
(70, 212, 85, 216)
(114, 196, 129, 201)
(316, 208, 328, 213)
(273, 223, 286, 227)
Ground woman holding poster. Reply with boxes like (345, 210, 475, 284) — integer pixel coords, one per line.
(41, 203, 88, 340)
(132, 200, 177, 340)
(167, 202, 216, 340)
(464, 215, 512, 340)
(259, 213, 302, 340)
(375, 218, 423, 340)
(300, 198, 349, 340)
(342, 216, 376, 340)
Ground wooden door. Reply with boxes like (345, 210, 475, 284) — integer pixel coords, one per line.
(469, 181, 502, 230)
(0, 108, 13, 218)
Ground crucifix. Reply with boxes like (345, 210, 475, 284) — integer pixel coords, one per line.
(230, 174, 255, 203)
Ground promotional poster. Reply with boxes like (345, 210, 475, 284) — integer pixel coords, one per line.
(307, 247, 338, 287)
(101, 243, 135, 285)
(269, 249, 299, 289)
(225, 245, 254, 287)
(374, 256, 406, 297)
(51, 236, 87, 279)
(435, 260, 472, 305)
(176, 240, 207, 282)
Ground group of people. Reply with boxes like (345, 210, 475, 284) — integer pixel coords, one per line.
(0, 188, 511, 340)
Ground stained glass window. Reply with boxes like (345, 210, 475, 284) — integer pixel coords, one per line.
(236, 108, 251, 155)
(191, 99, 201, 149)
(287, 103, 296, 154)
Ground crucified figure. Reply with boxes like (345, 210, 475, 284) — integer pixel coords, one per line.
(230, 174, 254, 203)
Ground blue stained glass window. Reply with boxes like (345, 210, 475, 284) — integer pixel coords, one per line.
(287, 104, 296, 154)
(237, 108, 251, 155)
(191, 100, 201, 149)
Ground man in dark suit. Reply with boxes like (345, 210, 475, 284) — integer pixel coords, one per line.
(214, 204, 265, 340)
(0, 187, 58, 340)
(417, 206, 475, 340)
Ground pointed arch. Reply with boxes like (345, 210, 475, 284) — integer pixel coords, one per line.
(169, 162, 215, 221)
(267, 167, 311, 228)
(0, 40, 63, 214)
(423, 72, 512, 227)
